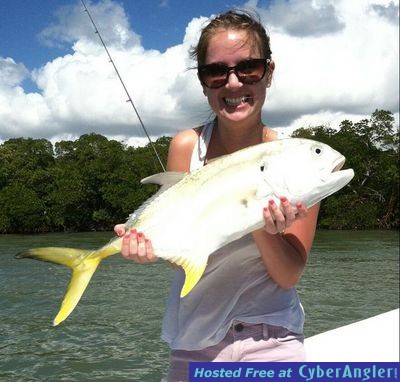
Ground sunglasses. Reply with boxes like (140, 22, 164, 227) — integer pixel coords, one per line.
(198, 58, 269, 89)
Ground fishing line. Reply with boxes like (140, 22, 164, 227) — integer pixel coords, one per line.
(80, 0, 166, 171)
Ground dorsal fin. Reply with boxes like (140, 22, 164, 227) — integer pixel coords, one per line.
(126, 172, 187, 226)
(141, 172, 186, 187)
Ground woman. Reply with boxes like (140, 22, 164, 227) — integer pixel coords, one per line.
(115, 9, 319, 381)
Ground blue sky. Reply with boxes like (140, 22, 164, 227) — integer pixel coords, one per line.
(0, 0, 398, 144)
(0, 0, 240, 72)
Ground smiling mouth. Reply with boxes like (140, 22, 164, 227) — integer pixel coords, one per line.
(224, 96, 253, 107)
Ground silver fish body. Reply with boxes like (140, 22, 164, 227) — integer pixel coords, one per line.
(129, 138, 353, 272)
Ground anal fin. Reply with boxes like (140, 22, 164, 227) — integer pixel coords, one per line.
(180, 260, 207, 298)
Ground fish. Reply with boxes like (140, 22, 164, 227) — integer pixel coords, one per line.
(16, 138, 354, 326)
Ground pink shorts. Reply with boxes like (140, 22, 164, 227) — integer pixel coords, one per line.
(166, 321, 305, 382)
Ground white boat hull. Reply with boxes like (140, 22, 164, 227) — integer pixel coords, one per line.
(305, 309, 399, 361)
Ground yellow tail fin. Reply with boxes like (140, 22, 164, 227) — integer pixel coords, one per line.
(16, 247, 100, 326)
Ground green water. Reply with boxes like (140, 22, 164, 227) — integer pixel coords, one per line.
(0, 230, 399, 381)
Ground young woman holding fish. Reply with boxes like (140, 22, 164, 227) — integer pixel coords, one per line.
(116, 9, 319, 381)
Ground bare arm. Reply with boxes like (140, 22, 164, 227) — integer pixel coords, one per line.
(166, 128, 198, 172)
(252, 201, 320, 288)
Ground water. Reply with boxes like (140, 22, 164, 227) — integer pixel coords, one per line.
(298, 230, 399, 336)
(0, 230, 398, 381)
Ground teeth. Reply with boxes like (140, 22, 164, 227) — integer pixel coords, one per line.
(224, 96, 251, 106)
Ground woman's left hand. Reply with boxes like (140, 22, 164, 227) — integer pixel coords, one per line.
(263, 196, 308, 235)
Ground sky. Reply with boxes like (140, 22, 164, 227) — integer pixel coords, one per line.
(0, 0, 399, 146)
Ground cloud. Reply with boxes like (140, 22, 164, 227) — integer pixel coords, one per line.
(370, 1, 399, 24)
(38, 0, 141, 49)
(0, 57, 29, 87)
(33, 14, 208, 136)
(0, 0, 398, 144)
(0, 57, 51, 140)
(257, 0, 399, 131)
(245, 0, 345, 37)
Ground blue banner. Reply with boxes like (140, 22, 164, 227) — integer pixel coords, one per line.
(189, 362, 399, 382)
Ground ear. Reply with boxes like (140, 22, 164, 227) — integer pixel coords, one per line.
(197, 73, 208, 96)
(266, 59, 275, 88)
(197, 73, 207, 97)
(201, 83, 209, 97)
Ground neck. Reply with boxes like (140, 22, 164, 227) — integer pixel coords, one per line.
(214, 117, 265, 154)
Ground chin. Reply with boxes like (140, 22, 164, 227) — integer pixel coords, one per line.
(219, 107, 256, 123)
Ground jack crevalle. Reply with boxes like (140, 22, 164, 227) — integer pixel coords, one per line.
(16, 138, 354, 326)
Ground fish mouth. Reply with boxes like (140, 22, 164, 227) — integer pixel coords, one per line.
(332, 156, 345, 172)
(323, 155, 354, 193)
(328, 167, 354, 184)
(304, 157, 354, 208)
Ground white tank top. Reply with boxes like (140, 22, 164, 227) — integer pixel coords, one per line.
(161, 121, 304, 351)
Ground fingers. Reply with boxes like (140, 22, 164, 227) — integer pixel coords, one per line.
(121, 228, 157, 263)
(114, 224, 126, 236)
(145, 238, 156, 262)
(296, 202, 307, 219)
(263, 197, 307, 235)
(280, 197, 296, 226)
(121, 229, 134, 259)
(264, 200, 285, 234)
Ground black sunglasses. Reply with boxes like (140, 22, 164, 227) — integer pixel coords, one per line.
(197, 58, 269, 89)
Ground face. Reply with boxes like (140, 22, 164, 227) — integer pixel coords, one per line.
(202, 29, 272, 124)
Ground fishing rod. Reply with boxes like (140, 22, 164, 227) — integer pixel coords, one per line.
(80, 0, 166, 171)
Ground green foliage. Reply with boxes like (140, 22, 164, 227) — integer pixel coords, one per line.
(0, 184, 47, 233)
(0, 133, 170, 233)
(0, 110, 398, 233)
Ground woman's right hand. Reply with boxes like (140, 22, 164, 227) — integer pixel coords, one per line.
(114, 224, 157, 263)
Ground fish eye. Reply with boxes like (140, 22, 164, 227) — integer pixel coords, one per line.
(312, 145, 323, 155)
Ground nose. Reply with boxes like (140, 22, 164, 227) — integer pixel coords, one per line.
(226, 70, 243, 89)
